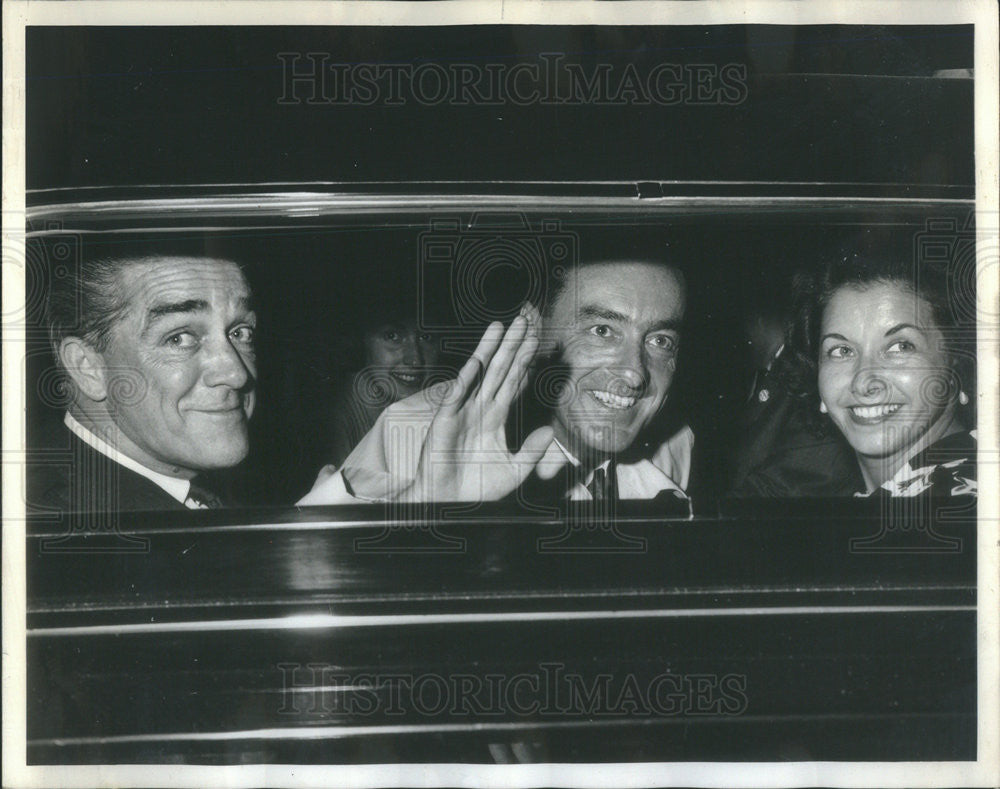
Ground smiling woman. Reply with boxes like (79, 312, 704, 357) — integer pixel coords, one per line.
(785, 243, 976, 497)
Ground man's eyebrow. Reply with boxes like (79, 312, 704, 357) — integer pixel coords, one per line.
(147, 299, 210, 319)
(578, 305, 629, 323)
(885, 322, 923, 337)
(648, 319, 683, 333)
(144, 299, 210, 328)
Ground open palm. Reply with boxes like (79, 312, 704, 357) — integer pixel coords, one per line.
(399, 306, 553, 502)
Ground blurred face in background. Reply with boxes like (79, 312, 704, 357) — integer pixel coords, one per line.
(744, 312, 786, 371)
(363, 322, 440, 400)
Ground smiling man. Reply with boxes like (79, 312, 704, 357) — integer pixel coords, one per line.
(34, 253, 257, 511)
(539, 260, 690, 491)
(301, 257, 693, 504)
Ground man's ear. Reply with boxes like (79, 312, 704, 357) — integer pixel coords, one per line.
(58, 337, 108, 402)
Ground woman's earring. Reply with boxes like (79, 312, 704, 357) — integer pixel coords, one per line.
(959, 391, 969, 406)
(819, 401, 828, 414)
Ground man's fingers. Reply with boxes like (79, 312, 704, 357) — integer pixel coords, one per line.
(508, 302, 542, 400)
(495, 329, 539, 409)
(479, 314, 528, 402)
(441, 321, 503, 414)
(522, 301, 542, 329)
(510, 425, 555, 484)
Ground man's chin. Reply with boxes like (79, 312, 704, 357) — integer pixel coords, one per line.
(183, 431, 250, 469)
(189, 447, 249, 470)
(573, 425, 637, 458)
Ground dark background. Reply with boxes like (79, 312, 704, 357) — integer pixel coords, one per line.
(27, 25, 973, 189)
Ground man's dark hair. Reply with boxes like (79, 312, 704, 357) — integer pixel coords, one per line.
(541, 256, 687, 323)
(46, 256, 133, 361)
(46, 247, 245, 366)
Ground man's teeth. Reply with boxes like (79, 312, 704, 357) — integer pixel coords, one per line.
(851, 404, 901, 419)
(590, 390, 637, 409)
(392, 372, 418, 383)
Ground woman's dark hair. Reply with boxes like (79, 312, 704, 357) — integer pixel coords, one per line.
(333, 285, 417, 371)
(783, 239, 976, 434)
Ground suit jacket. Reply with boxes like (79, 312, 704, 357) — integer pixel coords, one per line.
(729, 383, 862, 497)
(29, 427, 188, 513)
(325, 372, 387, 467)
(728, 358, 862, 498)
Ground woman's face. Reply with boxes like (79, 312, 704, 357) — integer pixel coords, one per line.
(817, 281, 959, 485)
(363, 323, 439, 399)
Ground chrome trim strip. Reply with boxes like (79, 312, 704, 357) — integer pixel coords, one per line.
(28, 604, 974, 637)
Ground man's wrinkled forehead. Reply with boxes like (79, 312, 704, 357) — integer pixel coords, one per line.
(119, 257, 252, 320)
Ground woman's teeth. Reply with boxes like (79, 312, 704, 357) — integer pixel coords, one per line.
(850, 404, 901, 419)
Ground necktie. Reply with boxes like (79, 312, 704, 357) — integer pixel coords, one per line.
(588, 466, 607, 500)
(186, 477, 224, 509)
(586, 461, 617, 502)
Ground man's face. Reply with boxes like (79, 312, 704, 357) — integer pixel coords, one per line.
(546, 261, 685, 459)
(97, 258, 257, 477)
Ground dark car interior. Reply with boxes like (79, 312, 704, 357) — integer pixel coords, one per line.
(26, 200, 975, 505)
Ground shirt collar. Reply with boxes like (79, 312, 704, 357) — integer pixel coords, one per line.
(549, 436, 613, 494)
(551, 436, 579, 467)
(64, 412, 192, 505)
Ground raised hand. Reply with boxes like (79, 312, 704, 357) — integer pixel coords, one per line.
(397, 304, 553, 502)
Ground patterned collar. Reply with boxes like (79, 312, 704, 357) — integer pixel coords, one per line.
(857, 430, 977, 498)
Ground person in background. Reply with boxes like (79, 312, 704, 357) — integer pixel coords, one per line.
(326, 295, 440, 466)
(729, 274, 861, 497)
